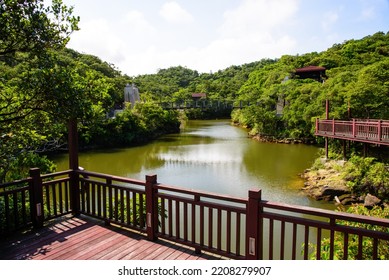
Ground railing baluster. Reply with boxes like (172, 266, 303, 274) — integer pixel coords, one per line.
(103, 184, 107, 220)
(357, 235, 363, 260)
(236, 213, 241, 256)
(208, 207, 213, 249)
(303, 225, 309, 260)
(86, 182, 90, 214)
(226, 210, 231, 254)
(114, 186, 119, 222)
(328, 216, 337, 260)
(58, 182, 63, 215)
(280, 221, 285, 260)
(191, 200, 196, 246)
(132, 192, 137, 226)
(126, 190, 130, 225)
(161, 197, 166, 234)
(46, 185, 51, 218)
(91, 183, 96, 216)
(200, 203, 204, 247)
(108, 184, 113, 221)
(343, 233, 349, 260)
(217, 209, 222, 251)
(139, 193, 145, 228)
(183, 202, 188, 241)
(4, 194, 10, 230)
(373, 238, 378, 260)
(175, 200, 180, 239)
(168, 199, 173, 237)
(269, 219, 274, 260)
(120, 188, 125, 223)
(52, 183, 57, 216)
(97, 184, 102, 217)
(13, 192, 18, 229)
(292, 223, 297, 260)
(65, 181, 69, 212)
(21, 190, 27, 226)
(316, 228, 322, 260)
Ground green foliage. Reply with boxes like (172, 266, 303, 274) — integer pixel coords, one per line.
(0, 0, 79, 59)
(342, 156, 389, 199)
(79, 102, 180, 148)
(1, 2, 388, 185)
(310, 205, 389, 260)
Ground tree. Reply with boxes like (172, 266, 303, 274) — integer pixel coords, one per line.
(0, 0, 80, 181)
(0, 0, 79, 59)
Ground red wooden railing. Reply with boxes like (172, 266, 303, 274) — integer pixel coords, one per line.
(316, 118, 389, 146)
(1, 168, 389, 259)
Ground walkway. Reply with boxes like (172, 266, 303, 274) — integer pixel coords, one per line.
(0, 215, 225, 260)
(315, 118, 389, 146)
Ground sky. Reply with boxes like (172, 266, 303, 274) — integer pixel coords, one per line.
(55, 0, 389, 76)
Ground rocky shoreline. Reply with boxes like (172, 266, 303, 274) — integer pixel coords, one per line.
(251, 134, 316, 145)
(301, 159, 383, 208)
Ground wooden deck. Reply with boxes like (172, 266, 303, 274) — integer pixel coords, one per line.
(0, 215, 225, 260)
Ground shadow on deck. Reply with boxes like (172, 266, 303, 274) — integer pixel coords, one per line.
(0, 215, 226, 260)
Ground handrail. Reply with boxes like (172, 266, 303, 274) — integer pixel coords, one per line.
(315, 118, 389, 145)
(261, 200, 389, 228)
(1, 168, 388, 260)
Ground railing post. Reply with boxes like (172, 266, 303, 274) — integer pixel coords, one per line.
(29, 168, 44, 229)
(246, 189, 262, 260)
(146, 174, 158, 241)
(68, 119, 80, 216)
(378, 120, 382, 142)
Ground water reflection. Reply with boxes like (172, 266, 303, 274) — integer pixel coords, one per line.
(52, 120, 333, 209)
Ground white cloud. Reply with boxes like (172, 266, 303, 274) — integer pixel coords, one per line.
(123, 10, 156, 36)
(220, 0, 299, 37)
(68, 18, 126, 64)
(159, 1, 194, 24)
(120, 0, 300, 75)
(198, 0, 299, 70)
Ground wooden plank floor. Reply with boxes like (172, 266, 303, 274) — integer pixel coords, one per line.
(0, 215, 225, 260)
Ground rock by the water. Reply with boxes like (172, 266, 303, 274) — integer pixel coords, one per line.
(364, 194, 381, 208)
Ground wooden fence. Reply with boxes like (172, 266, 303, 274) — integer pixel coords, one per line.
(1, 168, 389, 259)
(316, 119, 389, 146)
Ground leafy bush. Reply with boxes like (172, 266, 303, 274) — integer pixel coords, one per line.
(342, 156, 389, 200)
(310, 205, 389, 260)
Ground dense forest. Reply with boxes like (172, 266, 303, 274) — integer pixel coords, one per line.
(1, 1, 388, 185)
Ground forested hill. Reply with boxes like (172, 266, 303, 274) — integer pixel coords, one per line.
(1, 24, 388, 181)
(132, 31, 389, 140)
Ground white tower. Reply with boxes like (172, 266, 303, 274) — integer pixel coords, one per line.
(124, 83, 140, 107)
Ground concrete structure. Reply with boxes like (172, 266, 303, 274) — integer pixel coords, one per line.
(124, 83, 140, 107)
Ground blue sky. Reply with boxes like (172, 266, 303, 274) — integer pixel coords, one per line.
(57, 0, 389, 76)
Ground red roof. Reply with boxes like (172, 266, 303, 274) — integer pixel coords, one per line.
(295, 66, 326, 73)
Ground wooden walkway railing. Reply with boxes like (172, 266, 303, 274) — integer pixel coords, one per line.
(315, 119, 389, 146)
(1, 168, 389, 259)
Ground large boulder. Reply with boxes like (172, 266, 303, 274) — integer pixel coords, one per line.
(364, 194, 381, 208)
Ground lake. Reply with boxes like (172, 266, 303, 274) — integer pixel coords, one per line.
(52, 119, 332, 210)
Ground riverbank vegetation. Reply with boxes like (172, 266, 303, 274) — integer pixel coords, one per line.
(303, 155, 389, 204)
(1, 1, 388, 194)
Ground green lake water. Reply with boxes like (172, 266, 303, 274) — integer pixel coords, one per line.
(52, 119, 332, 210)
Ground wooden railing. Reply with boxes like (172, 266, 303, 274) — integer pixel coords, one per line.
(259, 200, 389, 260)
(77, 170, 148, 233)
(316, 119, 389, 145)
(1, 168, 389, 259)
(0, 169, 73, 235)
